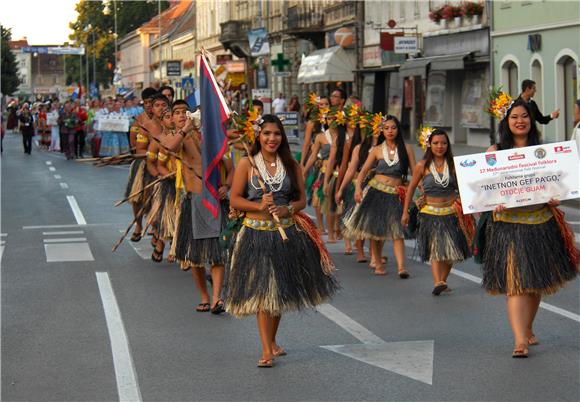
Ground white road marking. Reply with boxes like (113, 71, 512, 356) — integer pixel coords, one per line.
(60, 183, 69, 189)
(317, 304, 434, 385)
(49, 166, 56, 171)
(43, 231, 85, 235)
(54, 174, 62, 179)
(23, 223, 111, 229)
(45, 161, 52, 165)
(400, 240, 580, 324)
(96, 272, 142, 402)
(66, 195, 87, 225)
(121, 230, 152, 260)
(1, 234, 6, 261)
(317, 304, 384, 344)
(43, 237, 88, 243)
(44, 243, 94, 262)
(567, 221, 580, 224)
(0, 233, 6, 237)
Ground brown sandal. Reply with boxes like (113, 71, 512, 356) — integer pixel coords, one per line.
(398, 269, 410, 279)
(273, 347, 287, 357)
(512, 344, 529, 358)
(257, 358, 273, 368)
(528, 335, 539, 346)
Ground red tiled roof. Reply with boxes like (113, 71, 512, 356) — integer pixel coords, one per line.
(140, 0, 192, 33)
(9, 39, 29, 50)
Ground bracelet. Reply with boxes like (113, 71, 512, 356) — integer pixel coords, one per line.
(287, 204, 295, 215)
(177, 129, 186, 137)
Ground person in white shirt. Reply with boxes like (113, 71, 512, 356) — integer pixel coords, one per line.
(272, 93, 287, 114)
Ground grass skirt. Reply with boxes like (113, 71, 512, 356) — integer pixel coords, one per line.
(146, 179, 176, 239)
(343, 186, 405, 241)
(174, 193, 226, 269)
(322, 175, 338, 214)
(481, 215, 577, 296)
(417, 211, 471, 263)
(124, 159, 153, 206)
(225, 224, 339, 318)
(339, 182, 356, 231)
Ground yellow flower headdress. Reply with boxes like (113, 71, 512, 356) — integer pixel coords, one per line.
(371, 113, 383, 137)
(233, 107, 261, 145)
(417, 125, 434, 151)
(318, 106, 330, 125)
(328, 107, 346, 128)
(305, 92, 320, 122)
(344, 104, 360, 128)
(486, 86, 514, 120)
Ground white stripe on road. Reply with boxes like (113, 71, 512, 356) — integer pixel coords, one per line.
(23, 223, 111, 229)
(0, 233, 6, 237)
(60, 182, 69, 189)
(96, 272, 142, 402)
(54, 174, 62, 179)
(49, 166, 56, 171)
(0, 240, 6, 245)
(45, 161, 52, 165)
(43, 231, 85, 235)
(316, 304, 384, 344)
(43, 237, 87, 243)
(539, 302, 580, 322)
(66, 195, 87, 225)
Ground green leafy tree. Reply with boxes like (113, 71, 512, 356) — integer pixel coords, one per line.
(1, 26, 21, 96)
(67, 0, 169, 89)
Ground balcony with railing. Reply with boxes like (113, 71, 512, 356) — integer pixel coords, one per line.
(219, 20, 252, 58)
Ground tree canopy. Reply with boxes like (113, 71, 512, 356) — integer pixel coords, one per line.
(66, 0, 169, 88)
(1, 26, 21, 96)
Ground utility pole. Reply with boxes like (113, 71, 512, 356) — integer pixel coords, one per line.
(158, 0, 162, 83)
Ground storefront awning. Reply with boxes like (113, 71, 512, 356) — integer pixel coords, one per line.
(399, 52, 473, 77)
(297, 46, 356, 84)
(398, 58, 431, 78)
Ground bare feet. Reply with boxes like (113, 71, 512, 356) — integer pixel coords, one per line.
(374, 266, 387, 276)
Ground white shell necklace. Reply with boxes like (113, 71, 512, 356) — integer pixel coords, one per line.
(382, 142, 399, 167)
(323, 129, 333, 145)
(253, 152, 286, 193)
(429, 159, 450, 188)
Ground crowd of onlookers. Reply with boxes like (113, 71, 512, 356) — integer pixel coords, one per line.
(2, 96, 144, 158)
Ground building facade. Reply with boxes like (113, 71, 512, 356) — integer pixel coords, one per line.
(492, 0, 580, 141)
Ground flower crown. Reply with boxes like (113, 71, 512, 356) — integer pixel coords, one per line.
(344, 103, 361, 128)
(233, 107, 261, 144)
(418, 125, 434, 151)
(318, 106, 330, 125)
(371, 113, 384, 137)
(486, 86, 514, 120)
(329, 107, 347, 128)
(304, 92, 320, 122)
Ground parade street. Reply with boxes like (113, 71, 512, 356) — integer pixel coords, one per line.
(1, 133, 579, 402)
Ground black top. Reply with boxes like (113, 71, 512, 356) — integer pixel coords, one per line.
(518, 96, 552, 125)
(246, 174, 292, 206)
(19, 114, 34, 134)
(375, 159, 403, 178)
(422, 172, 457, 197)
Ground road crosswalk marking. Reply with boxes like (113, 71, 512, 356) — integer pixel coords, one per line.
(43, 231, 94, 262)
(49, 166, 56, 172)
(60, 183, 69, 189)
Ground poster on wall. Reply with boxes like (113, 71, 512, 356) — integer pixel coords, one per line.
(461, 69, 490, 129)
(424, 71, 447, 126)
(248, 28, 270, 57)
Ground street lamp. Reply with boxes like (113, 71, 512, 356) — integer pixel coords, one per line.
(85, 24, 97, 98)
(103, 0, 118, 86)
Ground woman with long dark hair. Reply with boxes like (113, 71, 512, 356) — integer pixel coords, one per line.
(344, 115, 416, 277)
(402, 129, 471, 292)
(227, 114, 338, 368)
(478, 98, 577, 358)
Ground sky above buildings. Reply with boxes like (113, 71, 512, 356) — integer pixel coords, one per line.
(2, 0, 79, 45)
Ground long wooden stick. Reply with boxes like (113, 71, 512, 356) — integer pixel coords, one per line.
(112, 185, 159, 252)
(135, 122, 194, 170)
(242, 143, 289, 242)
(114, 171, 176, 207)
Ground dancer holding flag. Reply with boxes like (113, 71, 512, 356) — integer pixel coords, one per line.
(226, 114, 339, 368)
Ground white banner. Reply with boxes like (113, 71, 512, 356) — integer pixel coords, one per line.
(96, 115, 130, 132)
(454, 141, 580, 213)
(46, 112, 58, 126)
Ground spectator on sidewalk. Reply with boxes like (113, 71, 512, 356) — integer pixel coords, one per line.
(48, 101, 60, 152)
(59, 101, 77, 160)
(272, 93, 287, 113)
(517, 79, 559, 125)
(19, 104, 35, 155)
(287, 95, 300, 112)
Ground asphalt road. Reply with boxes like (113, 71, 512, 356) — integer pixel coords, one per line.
(2, 132, 579, 402)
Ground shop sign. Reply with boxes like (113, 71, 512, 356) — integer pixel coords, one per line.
(363, 46, 381, 68)
(166, 60, 182, 77)
(394, 37, 418, 54)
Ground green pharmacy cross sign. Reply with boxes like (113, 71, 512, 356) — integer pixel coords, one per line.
(271, 53, 291, 72)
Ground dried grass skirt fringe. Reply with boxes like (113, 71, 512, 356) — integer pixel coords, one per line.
(225, 224, 339, 318)
(343, 187, 405, 241)
(174, 193, 227, 270)
(481, 217, 577, 296)
(416, 212, 471, 263)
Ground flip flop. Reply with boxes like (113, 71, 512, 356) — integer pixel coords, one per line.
(528, 335, 539, 346)
(273, 347, 287, 357)
(257, 358, 273, 368)
(130, 232, 142, 242)
(210, 299, 225, 315)
(432, 282, 448, 296)
(356, 257, 368, 263)
(195, 303, 210, 312)
(512, 344, 529, 358)
(344, 250, 353, 255)
(398, 270, 410, 279)
(374, 268, 387, 276)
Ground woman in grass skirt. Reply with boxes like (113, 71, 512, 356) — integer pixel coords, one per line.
(477, 97, 578, 358)
(402, 129, 473, 294)
(227, 115, 338, 368)
(344, 115, 416, 276)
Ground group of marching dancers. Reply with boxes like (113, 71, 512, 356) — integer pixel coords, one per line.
(121, 85, 577, 367)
